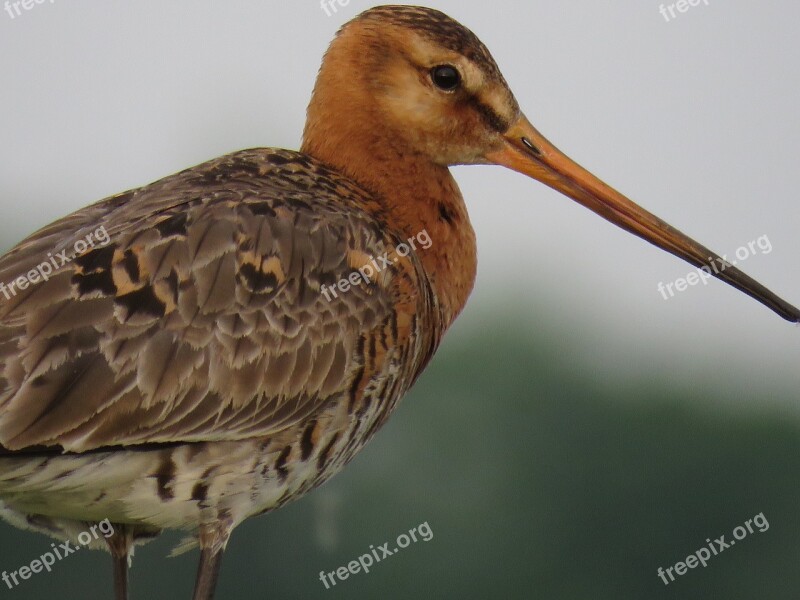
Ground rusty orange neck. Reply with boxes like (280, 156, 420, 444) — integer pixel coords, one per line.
(301, 43, 477, 329)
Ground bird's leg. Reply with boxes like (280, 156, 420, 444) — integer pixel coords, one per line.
(192, 547, 225, 600)
(191, 521, 232, 600)
(105, 524, 133, 600)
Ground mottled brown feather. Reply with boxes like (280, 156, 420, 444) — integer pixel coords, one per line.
(0, 149, 440, 452)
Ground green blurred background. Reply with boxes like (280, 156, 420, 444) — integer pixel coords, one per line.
(1, 310, 797, 599)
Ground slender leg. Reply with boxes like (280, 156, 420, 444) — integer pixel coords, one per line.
(106, 525, 133, 600)
(191, 522, 232, 600)
(112, 551, 129, 600)
(192, 546, 225, 600)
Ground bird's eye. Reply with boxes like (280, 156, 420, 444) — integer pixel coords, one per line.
(430, 65, 461, 91)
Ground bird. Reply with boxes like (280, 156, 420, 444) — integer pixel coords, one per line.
(0, 5, 797, 600)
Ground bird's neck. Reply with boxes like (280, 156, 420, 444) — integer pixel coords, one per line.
(301, 99, 477, 330)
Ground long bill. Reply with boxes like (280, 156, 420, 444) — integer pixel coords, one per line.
(485, 114, 800, 323)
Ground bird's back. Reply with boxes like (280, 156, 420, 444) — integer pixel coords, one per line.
(0, 147, 440, 472)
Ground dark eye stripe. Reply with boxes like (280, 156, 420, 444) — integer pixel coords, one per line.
(468, 98, 509, 132)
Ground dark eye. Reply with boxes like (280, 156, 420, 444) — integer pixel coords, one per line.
(430, 65, 461, 91)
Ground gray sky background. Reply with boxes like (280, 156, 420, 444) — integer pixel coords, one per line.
(1, 1, 797, 404)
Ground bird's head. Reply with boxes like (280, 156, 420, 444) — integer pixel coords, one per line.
(303, 5, 799, 322)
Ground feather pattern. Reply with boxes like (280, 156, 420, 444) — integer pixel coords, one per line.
(0, 148, 440, 453)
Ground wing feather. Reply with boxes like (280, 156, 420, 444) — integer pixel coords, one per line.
(0, 149, 438, 452)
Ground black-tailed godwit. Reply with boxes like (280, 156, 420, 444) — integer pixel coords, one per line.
(0, 5, 797, 600)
